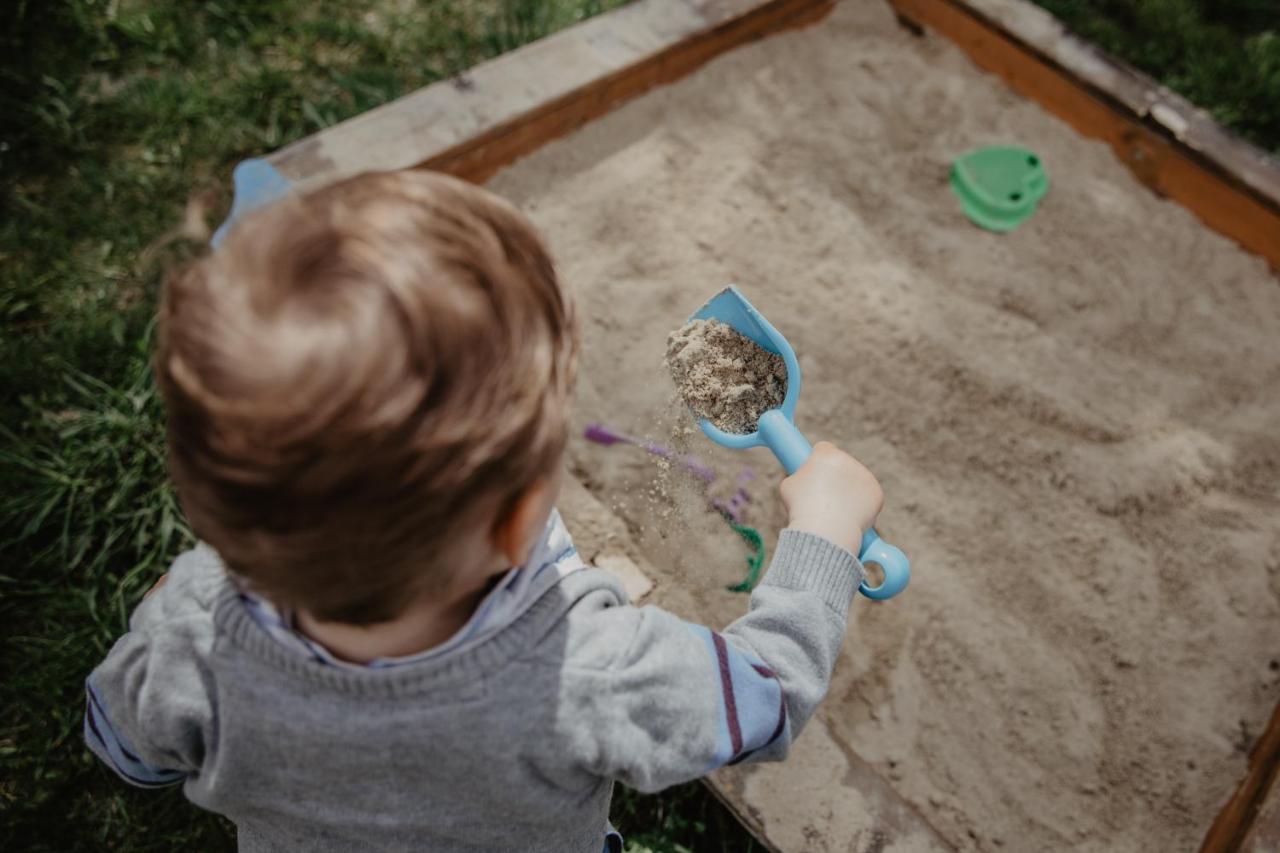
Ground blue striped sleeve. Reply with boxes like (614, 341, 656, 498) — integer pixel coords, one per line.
(685, 623, 789, 771)
(84, 678, 185, 788)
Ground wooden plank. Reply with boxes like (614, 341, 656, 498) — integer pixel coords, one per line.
(266, 0, 832, 189)
(889, 0, 1280, 270)
(1202, 699, 1280, 853)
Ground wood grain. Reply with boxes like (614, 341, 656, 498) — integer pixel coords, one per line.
(266, 0, 833, 189)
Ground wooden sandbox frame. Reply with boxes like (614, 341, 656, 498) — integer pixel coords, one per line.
(261, 0, 1280, 849)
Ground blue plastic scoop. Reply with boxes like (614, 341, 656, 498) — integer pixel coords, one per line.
(689, 286, 910, 600)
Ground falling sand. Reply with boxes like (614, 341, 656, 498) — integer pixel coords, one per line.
(488, 2, 1280, 851)
(666, 318, 787, 434)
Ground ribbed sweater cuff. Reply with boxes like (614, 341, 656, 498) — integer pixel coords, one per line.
(760, 529, 864, 614)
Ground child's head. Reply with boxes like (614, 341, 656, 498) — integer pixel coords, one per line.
(157, 170, 577, 625)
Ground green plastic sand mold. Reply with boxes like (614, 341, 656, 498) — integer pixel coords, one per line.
(950, 146, 1049, 232)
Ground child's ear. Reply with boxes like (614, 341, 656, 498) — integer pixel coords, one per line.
(491, 477, 556, 566)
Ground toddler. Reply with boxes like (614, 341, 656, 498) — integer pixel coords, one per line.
(85, 170, 885, 852)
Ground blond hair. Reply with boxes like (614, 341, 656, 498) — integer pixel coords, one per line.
(157, 171, 577, 624)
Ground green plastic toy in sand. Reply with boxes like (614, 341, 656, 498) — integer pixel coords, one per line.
(950, 146, 1049, 232)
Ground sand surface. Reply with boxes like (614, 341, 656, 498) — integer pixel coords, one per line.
(487, 2, 1280, 850)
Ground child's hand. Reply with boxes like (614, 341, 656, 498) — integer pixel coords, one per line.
(779, 442, 884, 556)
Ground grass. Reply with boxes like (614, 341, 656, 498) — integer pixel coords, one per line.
(0, 1, 759, 850)
(1030, 0, 1280, 154)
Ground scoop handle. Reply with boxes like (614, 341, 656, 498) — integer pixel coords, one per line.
(757, 410, 910, 600)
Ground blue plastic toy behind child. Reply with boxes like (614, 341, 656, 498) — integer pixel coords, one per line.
(212, 158, 294, 248)
(690, 286, 910, 601)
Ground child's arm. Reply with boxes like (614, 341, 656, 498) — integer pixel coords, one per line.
(559, 444, 883, 792)
(84, 548, 220, 788)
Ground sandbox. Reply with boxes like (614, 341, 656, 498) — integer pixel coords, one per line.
(262, 1, 1280, 850)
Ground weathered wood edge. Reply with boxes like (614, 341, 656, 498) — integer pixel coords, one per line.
(265, 0, 833, 189)
(1201, 700, 1280, 853)
(890, 0, 1280, 269)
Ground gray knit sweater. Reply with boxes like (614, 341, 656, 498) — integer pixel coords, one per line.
(85, 528, 863, 852)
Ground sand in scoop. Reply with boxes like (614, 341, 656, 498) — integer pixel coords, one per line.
(666, 318, 787, 434)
